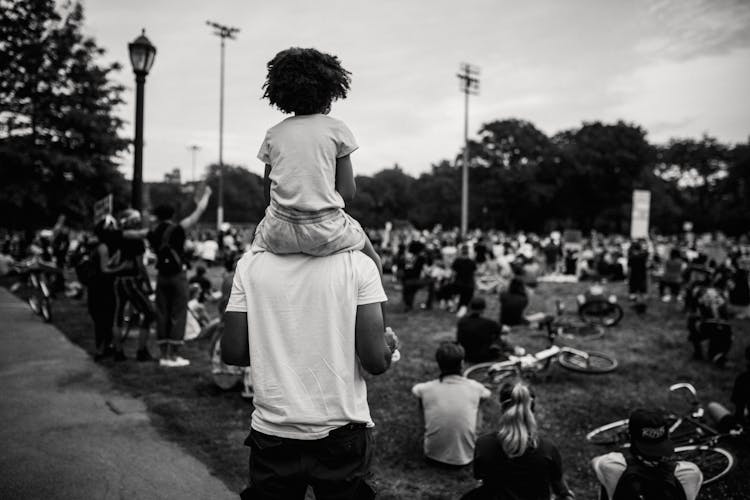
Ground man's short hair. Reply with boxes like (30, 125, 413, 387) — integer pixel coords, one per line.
(436, 342, 464, 377)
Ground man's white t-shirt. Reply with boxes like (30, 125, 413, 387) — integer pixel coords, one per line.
(257, 114, 358, 212)
(225, 250, 386, 440)
(411, 375, 491, 465)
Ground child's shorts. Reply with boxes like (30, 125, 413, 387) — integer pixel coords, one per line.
(252, 202, 366, 257)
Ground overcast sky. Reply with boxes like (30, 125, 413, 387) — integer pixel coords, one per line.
(81, 0, 750, 182)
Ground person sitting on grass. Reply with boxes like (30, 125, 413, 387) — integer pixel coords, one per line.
(591, 408, 702, 500)
(461, 381, 575, 500)
(499, 275, 530, 327)
(252, 47, 382, 277)
(457, 297, 523, 364)
(411, 342, 491, 467)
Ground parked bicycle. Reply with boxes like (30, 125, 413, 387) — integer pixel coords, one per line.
(463, 320, 617, 387)
(9, 257, 60, 323)
(586, 382, 744, 484)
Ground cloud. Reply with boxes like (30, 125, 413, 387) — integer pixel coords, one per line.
(636, 0, 750, 61)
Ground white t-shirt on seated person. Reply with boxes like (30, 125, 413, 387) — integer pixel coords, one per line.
(225, 250, 386, 440)
(257, 114, 358, 212)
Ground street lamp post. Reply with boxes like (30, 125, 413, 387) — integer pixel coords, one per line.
(187, 144, 201, 183)
(207, 21, 239, 230)
(456, 63, 479, 237)
(128, 29, 156, 211)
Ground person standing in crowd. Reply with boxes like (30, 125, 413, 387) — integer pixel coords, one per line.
(88, 216, 127, 361)
(628, 240, 649, 301)
(188, 264, 212, 303)
(457, 297, 519, 364)
(452, 244, 477, 317)
(401, 241, 434, 311)
(462, 382, 575, 500)
(592, 408, 702, 500)
(412, 342, 490, 467)
(111, 209, 156, 362)
(147, 186, 212, 368)
(660, 248, 685, 302)
(220, 248, 397, 499)
(728, 253, 750, 319)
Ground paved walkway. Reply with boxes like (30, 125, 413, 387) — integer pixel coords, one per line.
(0, 287, 237, 499)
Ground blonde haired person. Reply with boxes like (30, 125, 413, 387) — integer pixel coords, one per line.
(461, 382, 575, 500)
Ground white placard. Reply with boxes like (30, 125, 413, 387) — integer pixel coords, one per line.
(630, 190, 650, 239)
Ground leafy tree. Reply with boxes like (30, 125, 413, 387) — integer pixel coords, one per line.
(203, 164, 265, 224)
(0, 0, 129, 229)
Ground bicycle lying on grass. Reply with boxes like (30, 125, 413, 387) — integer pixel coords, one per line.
(463, 320, 618, 387)
(586, 382, 744, 484)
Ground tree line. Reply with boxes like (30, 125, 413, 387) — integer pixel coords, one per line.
(2, 0, 748, 235)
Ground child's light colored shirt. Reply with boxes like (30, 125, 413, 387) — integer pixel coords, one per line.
(257, 114, 358, 212)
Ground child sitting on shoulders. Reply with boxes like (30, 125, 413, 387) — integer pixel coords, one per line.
(252, 47, 382, 276)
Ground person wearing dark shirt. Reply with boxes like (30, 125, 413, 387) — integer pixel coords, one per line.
(457, 297, 516, 363)
(401, 246, 433, 311)
(628, 240, 649, 300)
(500, 277, 530, 327)
(452, 245, 477, 317)
(112, 209, 156, 362)
(461, 382, 574, 500)
(731, 346, 750, 424)
(145, 186, 211, 367)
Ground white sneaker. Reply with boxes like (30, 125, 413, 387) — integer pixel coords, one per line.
(159, 358, 176, 367)
(172, 356, 191, 367)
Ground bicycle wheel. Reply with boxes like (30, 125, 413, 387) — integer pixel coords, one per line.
(27, 296, 40, 316)
(40, 297, 52, 322)
(579, 300, 624, 327)
(557, 350, 617, 374)
(674, 445, 734, 485)
(208, 329, 243, 390)
(586, 419, 630, 445)
(463, 362, 516, 387)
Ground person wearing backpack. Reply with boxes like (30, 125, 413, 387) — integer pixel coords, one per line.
(146, 186, 212, 367)
(591, 409, 703, 500)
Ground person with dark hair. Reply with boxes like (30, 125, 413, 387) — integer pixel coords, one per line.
(252, 47, 382, 277)
(499, 276, 530, 327)
(112, 209, 156, 362)
(412, 342, 490, 467)
(188, 264, 212, 303)
(146, 186, 212, 367)
(457, 297, 520, 363)
(660, 248, 686, 302)
(463, 382, 574, 500)
(451, 244, 477, 317)
(88, 216, 128, 361)
(627, 240, 649, 300)
(592, 408, 702, 499)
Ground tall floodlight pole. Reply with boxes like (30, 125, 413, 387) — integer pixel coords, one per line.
(456, 63, 479, 237)
(187, 144, 201, 182)
(207, 21, 239, 229)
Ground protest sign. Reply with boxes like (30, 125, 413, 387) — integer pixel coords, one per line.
(93, 194, 112, 223)
(630, 190, 650, 239)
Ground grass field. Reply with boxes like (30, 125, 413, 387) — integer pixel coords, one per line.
(5, 271, 749, 499)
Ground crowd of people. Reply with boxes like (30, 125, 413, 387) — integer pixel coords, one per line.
(2, 45, 749, 499)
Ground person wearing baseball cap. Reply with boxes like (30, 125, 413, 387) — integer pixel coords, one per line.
(591, 409, 703, 500)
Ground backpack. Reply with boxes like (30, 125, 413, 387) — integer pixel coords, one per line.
(155, 223, 183, 275)
(611, 455, 687, 500)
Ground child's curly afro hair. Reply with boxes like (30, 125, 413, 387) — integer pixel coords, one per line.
(262, 47, 351, 115)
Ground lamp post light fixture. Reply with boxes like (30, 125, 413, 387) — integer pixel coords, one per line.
(128, 29, 157, 211)
(456, 63, 479, 237)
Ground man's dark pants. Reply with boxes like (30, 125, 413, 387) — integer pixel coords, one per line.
(241, 424, 375, 500)
(155, 271, 188, 346)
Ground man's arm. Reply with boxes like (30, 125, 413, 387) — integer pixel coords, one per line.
(355, 301, 394, 375)
(180, 186, 212, 230)
(221, 311, 250, 366)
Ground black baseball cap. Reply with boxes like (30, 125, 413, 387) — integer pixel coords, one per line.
(628, 409, 675, 458)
